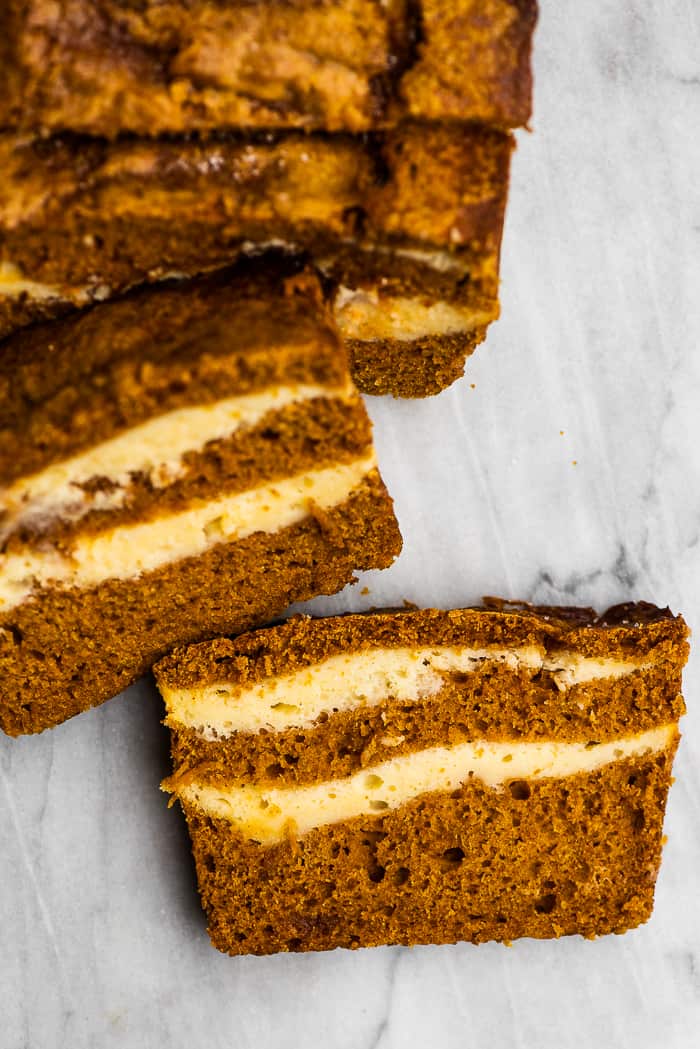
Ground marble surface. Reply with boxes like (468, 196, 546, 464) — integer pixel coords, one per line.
(2, 2, 700, 1047)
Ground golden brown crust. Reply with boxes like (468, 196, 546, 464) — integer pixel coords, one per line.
(0, 1, 536, 135)
(183, 747, 675, 954)
(0, 474, 402, 736)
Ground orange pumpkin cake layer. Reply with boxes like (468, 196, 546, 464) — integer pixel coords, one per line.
(156, 602, 688, 955)
(0, 262, 401, 736)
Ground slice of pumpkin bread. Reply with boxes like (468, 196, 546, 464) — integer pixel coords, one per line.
(0, 1, 537, 136)
(157, 601, 688, 955)
(0, 261, 401, 735)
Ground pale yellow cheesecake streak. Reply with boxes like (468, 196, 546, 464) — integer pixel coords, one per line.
(174, 724, 676, 846)
(0, 261, 113, 306)
(0, 382, 355, 539)
(0, 455, 377, 612)
(333, 286, 496, 342)
(162, 646, 652, 739)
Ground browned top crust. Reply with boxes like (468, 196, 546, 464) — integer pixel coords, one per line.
(0, 258, 347, 484)
(154, 601, 690, 690)
(0, 1, 537, 136)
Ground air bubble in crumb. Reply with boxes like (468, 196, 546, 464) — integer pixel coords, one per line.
(204, 515, 226, 539)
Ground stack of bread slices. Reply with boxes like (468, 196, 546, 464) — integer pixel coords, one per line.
(7, 3, 684, 964)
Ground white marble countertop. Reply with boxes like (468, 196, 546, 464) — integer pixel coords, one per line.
(2, 2, 700, 1046)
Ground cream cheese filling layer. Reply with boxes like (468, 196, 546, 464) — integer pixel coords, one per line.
(0, 262, 100, 303)
(384, 247, 469, 275)
(163, 646, 652, 739)
(0, 382, 354, 540)
(332, 286, 496, 342)
(0, 454, 376, 612)
(177, 723, 676, 845)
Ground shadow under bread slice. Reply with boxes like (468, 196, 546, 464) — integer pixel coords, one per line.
(0, 123, 511, 396)
(0, 261, 402, 737)
(0, 1, 537, 136)
(155, 601, 689, 955)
